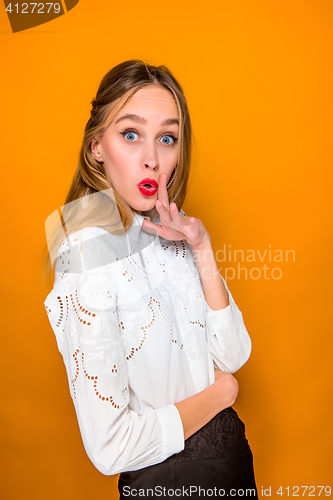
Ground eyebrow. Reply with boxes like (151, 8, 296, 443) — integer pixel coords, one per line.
(115, 113, 179, 126)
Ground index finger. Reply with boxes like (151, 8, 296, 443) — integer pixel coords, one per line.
(157, 173, 169, 209)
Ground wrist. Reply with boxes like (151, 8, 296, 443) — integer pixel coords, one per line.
(191, 233, 211, 251)
(211, 380, 224, 414)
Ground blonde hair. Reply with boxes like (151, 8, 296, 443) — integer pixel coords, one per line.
(42, 59, 194, 287)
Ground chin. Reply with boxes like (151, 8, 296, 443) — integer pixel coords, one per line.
(130, 198, 156, 213)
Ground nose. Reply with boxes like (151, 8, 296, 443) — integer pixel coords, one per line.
(144, 161, 158, 170)
(143, 139, 159, 171)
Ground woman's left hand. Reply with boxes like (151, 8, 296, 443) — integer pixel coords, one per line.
(141, 174, 210, 248)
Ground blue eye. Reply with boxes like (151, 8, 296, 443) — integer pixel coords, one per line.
(123, 130, 138, 141)
(120, 128, 178, 145)
(161, 135, 175, 145)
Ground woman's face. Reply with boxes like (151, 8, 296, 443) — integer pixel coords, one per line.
(91, 84, 179, 212)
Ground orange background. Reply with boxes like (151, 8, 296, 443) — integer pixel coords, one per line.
(1, 1, 332, 498)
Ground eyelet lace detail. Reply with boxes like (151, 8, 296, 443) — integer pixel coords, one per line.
(82, 351, 127, 408)
(71, 347, 128, 409)
(127, 254, 148, 280)
(55, 295, 69, 331)
(153, 297, 183, 349)
(125, 296, 184, 361)
(71, 348, 80, 399)
(172, 240, 186, 259)
(183, 306, 205, 329)
(71, 290, 96, 325)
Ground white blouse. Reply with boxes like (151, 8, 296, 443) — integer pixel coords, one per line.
(44, 211, 251, 476)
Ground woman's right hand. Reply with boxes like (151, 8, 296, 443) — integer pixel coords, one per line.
(213, 368, 239, 409)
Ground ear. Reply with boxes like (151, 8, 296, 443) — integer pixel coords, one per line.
(91, 137, 104, 163)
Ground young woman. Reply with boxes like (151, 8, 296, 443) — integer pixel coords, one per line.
(43, 60, 258, 499)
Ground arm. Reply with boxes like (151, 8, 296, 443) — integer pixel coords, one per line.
(142, 174, 252, 375)
(175, 370, 239, 440)
(191, 235, 229, 311)
(190, 237, 252, 373)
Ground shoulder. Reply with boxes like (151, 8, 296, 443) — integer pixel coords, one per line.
(56, 226, 110, 253)
(56, 226, 120, 269)
(53, 226, 121, 290)
(46, 226, 119, 311)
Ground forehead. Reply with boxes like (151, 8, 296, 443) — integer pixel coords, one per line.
(115, 84, 179, 118)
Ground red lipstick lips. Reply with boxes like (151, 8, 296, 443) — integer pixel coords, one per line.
(138, 178, 158, 197)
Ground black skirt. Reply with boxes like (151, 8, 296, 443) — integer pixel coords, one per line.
(118, 407, 258, 499)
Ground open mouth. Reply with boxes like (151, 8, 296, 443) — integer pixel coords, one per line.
(137, 178, 158, 197)
(138, 178, 158, 188)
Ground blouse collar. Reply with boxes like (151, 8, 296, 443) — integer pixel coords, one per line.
(126, 211, 160, 242)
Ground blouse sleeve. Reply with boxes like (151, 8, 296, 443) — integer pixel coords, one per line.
(183, 210, 252, 375)
(44, 229, 184, 476)
(204, 276, 252, 374)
